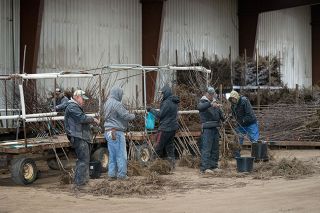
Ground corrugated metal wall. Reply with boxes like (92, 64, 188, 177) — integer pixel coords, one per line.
(37, 0, 142, 104)
(0, 0, 19, 126)
(256, 6, 312, 88)
(159, 0, 238, 65)
(0, 0, 19, 75)
(157, 0, 238, 91)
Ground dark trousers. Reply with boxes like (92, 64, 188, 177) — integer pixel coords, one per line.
(70, 137, 90, 186)
(155, 130, 176, 164)
(200, 128, 219, 171)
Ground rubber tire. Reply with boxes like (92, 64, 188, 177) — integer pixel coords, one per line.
(47, 158, 69, 170)
(135, 143, 151, 166)
(91, 147, 109, 172)
(10, 157, 38, 185)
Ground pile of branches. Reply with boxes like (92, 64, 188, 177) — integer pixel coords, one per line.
(256, 104, 320, 141)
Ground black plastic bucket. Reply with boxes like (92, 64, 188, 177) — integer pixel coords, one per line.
(251, 142, 269, 161)
(89, 161, 101, 179)
(235, 157, 255, 172)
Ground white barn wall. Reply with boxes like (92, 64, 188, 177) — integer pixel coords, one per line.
(256, 6, 312, 88)
(0, 0, 19, 126)
(37, 0, 142, 105)
(159, 0, 238, 65)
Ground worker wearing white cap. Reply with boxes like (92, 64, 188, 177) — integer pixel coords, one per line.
(198, 86, 225, 174)
(64, 89, 99, 188)
(228, 90, 259, 157)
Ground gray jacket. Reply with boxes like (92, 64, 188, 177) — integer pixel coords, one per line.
(103, 86, 135, 131)
(64, 99, 94, 141)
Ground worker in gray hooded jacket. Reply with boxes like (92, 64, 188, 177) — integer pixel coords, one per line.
(104, 86, 135, 179)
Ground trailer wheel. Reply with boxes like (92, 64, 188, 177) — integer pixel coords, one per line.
(10, 157, 38, 185)
(91, 147, 109, 172)
(47, 158, 69, 170)
(136, 143, 151, 166)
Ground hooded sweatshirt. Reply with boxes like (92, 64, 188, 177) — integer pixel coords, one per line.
(103, 86, 135, 131)
(150, 85, 180, 131)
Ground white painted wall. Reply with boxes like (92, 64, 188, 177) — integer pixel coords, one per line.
(37, 0, 143, 105)
(157, 0, 238, 91)
(256, 6, 312, 88)
(0, 0, 19, 127)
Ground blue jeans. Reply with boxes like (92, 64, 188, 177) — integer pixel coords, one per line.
(200, 128, 219, 171)
(70, 137, 90, 186)
(236, 122, 259, 145)
(104, 131, 127, 178)
(234, 122, 259, 158)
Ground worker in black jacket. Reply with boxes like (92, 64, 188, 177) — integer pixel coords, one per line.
(147, 85, 180, 169)
(198, 87, 224, 174)
(228, 90, 259, 157)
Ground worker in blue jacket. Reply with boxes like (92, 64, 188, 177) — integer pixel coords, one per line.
(228, 90, 259, 157)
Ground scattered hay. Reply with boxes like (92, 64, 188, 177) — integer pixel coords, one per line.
(271, 158, 315, 179)
(127, 161, 148, 176)
(253, 158, 315, 180)
(80, 172, 179, 197)
(178, 154, 200, 168)
(59, 171, 73, 185)
(148, 159, 172, 175)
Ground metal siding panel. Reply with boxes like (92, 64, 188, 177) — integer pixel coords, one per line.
(159, 0, 238, 66)
(0, 0, 19, 74)
(37, 0, 142, 104)
(0, 0, 19, 122)
(158, 0, 238, 91)
(256, 6, 312, 88)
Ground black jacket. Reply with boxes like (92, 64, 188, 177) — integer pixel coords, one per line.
(231, 96, 257, 127)
(150, 85, 180, 131)
(197, 97, 224, 128)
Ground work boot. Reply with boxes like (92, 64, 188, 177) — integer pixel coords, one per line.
(108, 176, 117, 181)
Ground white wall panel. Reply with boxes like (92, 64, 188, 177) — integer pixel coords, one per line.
(157, 0, 238, 92)
(159, 0, 238, 65)
(256, 6, 312, 88)
(0, 0, 19, 74)
(0, 0, 19, 126)
(37, 0, 142, 104)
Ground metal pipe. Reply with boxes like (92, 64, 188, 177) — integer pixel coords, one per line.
(132, 109, 199, 114)
(19, 84, 27, 147)
(0, 112, 58, 120)
(233, 85, 283, 90)
(25, 113, 95, 122)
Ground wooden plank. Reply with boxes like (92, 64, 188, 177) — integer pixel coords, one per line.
(242, 140, 320, 147)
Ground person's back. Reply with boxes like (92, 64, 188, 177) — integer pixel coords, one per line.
(150, 85, 180, 132)
(103, 86, 135, 180)
(103, 86, 135, 131)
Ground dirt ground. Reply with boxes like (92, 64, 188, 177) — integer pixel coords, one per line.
(1, 149, 320, 213)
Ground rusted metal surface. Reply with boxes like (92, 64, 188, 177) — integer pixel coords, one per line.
(141, 0, 164, 104)
(20, 0, 44, 113)
(20, 0, 43, 74)
(239, 12, 258, 57)
(312, 4, 320, 85)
